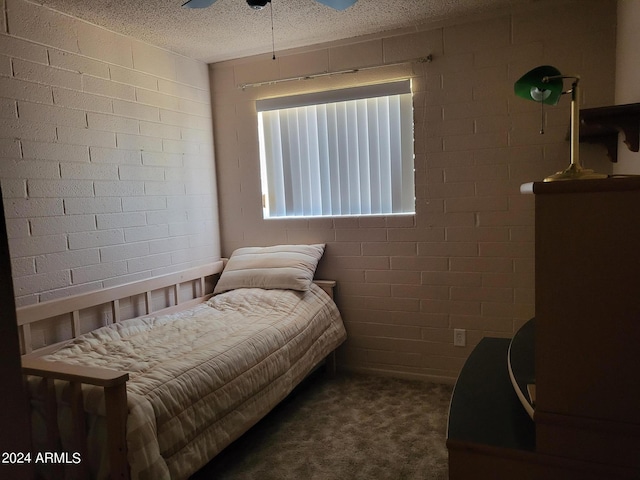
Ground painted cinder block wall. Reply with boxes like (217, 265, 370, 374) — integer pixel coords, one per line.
(0, 0, 221, 325)
(210, 0, 617, 383)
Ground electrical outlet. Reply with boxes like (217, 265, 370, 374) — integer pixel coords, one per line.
(454, 328, 466, 347)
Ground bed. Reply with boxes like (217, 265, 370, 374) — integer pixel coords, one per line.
(19, 244, 347, 480)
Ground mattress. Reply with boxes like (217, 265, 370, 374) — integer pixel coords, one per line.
(28, 283, 346, 479)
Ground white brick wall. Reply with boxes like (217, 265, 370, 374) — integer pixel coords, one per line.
(1, 0, 220, 308)
(211, 0, 617, 383)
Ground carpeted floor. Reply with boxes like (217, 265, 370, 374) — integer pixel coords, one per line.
(190, 371, 454, 480)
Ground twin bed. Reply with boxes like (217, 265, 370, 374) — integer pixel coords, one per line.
(19, 244, 347, 479)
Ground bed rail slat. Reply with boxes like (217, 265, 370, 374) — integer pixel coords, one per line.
(44, 378, 60, 451)
(112, 299, 121, 324)
(43, 378, 65, 478)
(71, 310, 81, 338)
(105, 382, 129, 480)
(22, 323, 32, 355)
(70, 381, 89, 478)
(145, 291, 152, 315)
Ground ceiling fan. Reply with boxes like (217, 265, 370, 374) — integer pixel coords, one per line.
(182, 0, 358, 11)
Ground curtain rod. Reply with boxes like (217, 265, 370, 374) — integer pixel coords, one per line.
(237, 54, 433, 90)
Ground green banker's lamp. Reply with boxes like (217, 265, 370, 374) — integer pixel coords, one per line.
(514, 65, 607, 182)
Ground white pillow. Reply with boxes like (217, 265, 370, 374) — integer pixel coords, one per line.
(213, 244, 325, 294)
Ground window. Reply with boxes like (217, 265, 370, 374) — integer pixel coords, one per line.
(257, 80, 415, 218)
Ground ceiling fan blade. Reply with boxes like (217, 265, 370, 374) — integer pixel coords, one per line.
(182, 0, 218, 8)
(314, 0, 357, 11)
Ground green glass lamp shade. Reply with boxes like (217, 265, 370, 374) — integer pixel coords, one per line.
(514, 65, 563, 105)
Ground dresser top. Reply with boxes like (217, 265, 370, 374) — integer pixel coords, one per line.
(521, 176, 640, 195)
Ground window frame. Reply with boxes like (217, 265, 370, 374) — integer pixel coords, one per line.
(257, 80, 415, 219)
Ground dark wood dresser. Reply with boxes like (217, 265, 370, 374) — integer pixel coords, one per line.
(447, 178, 640, 479)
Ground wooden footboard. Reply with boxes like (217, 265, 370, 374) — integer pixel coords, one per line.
(19, 265, 337, 479)
(22, 357, 130, 479)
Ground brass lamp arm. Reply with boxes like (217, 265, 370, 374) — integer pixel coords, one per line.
(542, 75, 580, 95)
(542, 74, 580, 82)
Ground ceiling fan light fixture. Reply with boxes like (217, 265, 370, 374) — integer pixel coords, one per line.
(181, 0, 219, 9)
(315, 0, 358, 10)
(246, 0, 270, 10)
(183, 0, 357, 11)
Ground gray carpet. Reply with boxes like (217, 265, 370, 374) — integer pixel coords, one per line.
(191, 371, 453, 480)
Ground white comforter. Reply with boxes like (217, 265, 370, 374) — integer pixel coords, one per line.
(34, 283, 346, 479)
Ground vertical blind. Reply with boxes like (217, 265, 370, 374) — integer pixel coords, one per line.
(257, 80, 414, 218)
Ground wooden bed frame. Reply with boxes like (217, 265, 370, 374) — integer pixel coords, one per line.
(19, 262, 337, 480)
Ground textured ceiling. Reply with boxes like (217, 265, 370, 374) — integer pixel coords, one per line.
(37, 0, 533, 64)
